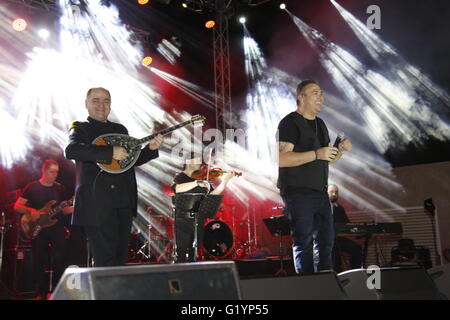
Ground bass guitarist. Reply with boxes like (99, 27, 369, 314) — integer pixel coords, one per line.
(14, 159, 73, 299)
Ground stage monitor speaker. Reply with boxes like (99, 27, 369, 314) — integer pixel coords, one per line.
(338, 266, 445, 300)
(428, 264, 450, 299)
(2, 247, 35, 298)
(51, 261, 240, 300)
(338, 268, 379, 300)
(239, 272, 348, 300)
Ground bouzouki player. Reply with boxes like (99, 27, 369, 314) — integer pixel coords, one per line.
(65, 87, 164, 268)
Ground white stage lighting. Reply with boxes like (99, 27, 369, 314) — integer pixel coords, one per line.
(38, 29, 50, 40)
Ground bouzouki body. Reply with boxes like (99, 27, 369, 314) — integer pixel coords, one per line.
(93, 134, 142, 174)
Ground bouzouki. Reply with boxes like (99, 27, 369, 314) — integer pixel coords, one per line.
(21, 198, 74, 240)
(92, 114, 206, 174)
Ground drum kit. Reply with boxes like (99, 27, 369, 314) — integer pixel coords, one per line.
(203, 204, 259, 260)
(130, 202, 259, 262)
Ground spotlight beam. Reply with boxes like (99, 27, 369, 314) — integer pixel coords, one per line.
(149, 67, 216, 110)
(240, 27, 407, 212)
(286, 10, 450, 153)
(331, 0, 450, 109)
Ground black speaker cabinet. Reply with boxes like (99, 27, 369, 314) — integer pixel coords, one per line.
(428, 264, 450, 299)
(51, 261, 240, 300)
(338, 266, 444, 300)
(1, 247, 35, 298)
(239, 272, 348, 300)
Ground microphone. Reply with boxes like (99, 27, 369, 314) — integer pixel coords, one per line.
(333, 132, 345, 148)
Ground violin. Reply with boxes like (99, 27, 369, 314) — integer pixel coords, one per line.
(191, 165, 242, 181)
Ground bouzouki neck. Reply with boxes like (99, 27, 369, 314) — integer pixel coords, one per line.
(133, 119, 195, 147)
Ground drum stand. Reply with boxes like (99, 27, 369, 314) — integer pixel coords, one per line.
(231, 205, 255, 259)
(229, 206, 244, 259)
(136, 226, 152, 261)
(136, 221, 173, 263)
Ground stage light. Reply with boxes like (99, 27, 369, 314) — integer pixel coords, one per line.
(138, 0, 149, 5)
(142, 56, 153, 66)
(38, 29, 50, 40)
(280, 3, 286, 10)
(12, 18, 27, 32)
(239, 17, 246, 24)
(205, 20, 215, 29)
(182, 2, 187, 8)
(157, 38, 181, 64)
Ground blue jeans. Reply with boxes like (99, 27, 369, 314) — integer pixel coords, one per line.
(282, 190, 334, 275)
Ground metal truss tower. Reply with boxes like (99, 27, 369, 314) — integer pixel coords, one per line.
(182, 0, 269, 131)
(212, 0, 233, 133)
(177, 0, 235, 132)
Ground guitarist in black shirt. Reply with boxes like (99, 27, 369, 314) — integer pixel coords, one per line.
(14, 160, 73, 299)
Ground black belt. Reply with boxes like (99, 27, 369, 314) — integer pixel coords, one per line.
(283, 186, 327, 196)
(175, 211, 196, 219)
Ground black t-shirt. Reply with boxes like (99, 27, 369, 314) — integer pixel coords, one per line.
(278, 112, 327, 195)
(305, 118, 325, 147)
(22, 181, 68, 223)
(278, 113, 325, 146)
(172, 172, 211, 194)
(332, 203, 350, 224)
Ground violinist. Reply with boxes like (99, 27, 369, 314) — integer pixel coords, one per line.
(171, 154, 235, 262)
(173, 157, 234, 195)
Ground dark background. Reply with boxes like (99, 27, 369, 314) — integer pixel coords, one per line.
(109, 0, 450, 167)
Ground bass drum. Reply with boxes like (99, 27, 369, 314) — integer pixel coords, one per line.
(203, 220, 233, 259)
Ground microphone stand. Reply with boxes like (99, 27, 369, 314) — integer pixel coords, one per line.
(425, 198, 442, 267)
(429, 208, 442, 266)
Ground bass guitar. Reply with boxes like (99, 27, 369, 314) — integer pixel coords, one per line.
(21, 198, 74, 240)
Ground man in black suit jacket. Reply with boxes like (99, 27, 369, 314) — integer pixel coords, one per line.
(65, 87, 163, 267)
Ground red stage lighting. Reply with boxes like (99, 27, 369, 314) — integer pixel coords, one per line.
(12, 18, 27, 32)
(142, 56, 153, 66)
(138, 0, 150, 5)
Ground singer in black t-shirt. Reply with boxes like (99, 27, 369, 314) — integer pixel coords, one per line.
(277, 80, 352, 275)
